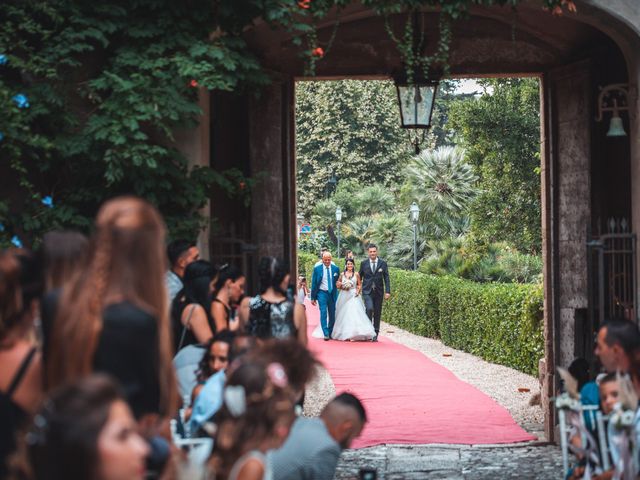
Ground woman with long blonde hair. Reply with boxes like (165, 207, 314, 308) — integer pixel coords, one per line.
(46, 197, 177, 421)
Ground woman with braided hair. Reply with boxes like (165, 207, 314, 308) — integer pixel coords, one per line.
(46, 197, 177, 424)
(238, 257, 307, 345)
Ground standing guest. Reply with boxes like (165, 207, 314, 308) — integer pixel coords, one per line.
(358, 244, 391, 342)
(9, 375, 149, 480)
(40, 231, 89, 291)
(594, 319, 640, 373)
(0, 251, 43, 478)
(344, 250, 354, 261)
(210, 362, 296, 480)
(599, 373, 619, 415)
(310, 252, 339, 341)
(269, 393, 367, 480)
(296, 276, 309, 306)
(240, 257, 307, 345)
(46, 196, 177, 422)
(39, 231, 89, 361)
(166, 239, 199, 305)
(171, 260, 218, 352)
(212, 265, 246, 333)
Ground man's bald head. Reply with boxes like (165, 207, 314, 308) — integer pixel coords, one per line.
(320, 393, 366, 449)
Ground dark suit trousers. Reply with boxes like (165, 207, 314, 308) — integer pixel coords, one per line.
(363, 290, 383, 334)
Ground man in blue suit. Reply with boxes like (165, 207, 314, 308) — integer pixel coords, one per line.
(311, 251, 340, 341)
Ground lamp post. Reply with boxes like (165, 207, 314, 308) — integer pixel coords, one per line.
(335, 206, 343, 258)
(326, 171, 337, 199)
(410, 202, 420, 270)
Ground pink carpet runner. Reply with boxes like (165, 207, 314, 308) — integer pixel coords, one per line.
(305, 300, 535, 448)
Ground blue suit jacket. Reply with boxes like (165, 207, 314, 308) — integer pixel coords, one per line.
(310, 263, 340, 302)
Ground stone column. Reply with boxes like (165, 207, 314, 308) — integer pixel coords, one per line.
(173, 89, 211, 259)
(248, 79, 292, 261)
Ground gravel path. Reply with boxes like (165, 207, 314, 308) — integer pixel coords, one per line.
(379, 321, 545, 438)
(303, 363, 336, 417)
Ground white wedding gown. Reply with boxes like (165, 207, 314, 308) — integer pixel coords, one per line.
(312, 273, 375, 341)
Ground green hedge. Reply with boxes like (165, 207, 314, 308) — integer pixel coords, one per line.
(381, 267, 543, 376)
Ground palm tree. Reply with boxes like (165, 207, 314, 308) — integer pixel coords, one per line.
(405, 146, 478, 229)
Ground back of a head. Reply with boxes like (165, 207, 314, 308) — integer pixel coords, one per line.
(603, 318, 640, 355)
(181, 260, 216, 308)
(325, 392, 367, 424)
(41, 231, 89, 290)
(568, 358, 591, 390)
(167, 239, 195, 269)
(248, 339, 318, 393)
(0, 251, 22, 339)
(26, 375, 121, 480)
(49, 197, 176, 415)
(257, 256, 289, 294)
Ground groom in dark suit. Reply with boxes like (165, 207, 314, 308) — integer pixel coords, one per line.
(358, 243, 390, 342)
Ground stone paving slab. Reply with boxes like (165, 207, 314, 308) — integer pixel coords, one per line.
(335, 443, 563, 479)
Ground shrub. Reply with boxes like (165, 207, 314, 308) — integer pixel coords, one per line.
(379, 267, 543, 375)
(382, 269, 441, 338)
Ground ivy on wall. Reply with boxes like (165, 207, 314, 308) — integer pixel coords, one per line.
(0, 0, 575, 247)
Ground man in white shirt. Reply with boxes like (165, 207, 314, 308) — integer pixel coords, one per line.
(165, 239, 200, 305)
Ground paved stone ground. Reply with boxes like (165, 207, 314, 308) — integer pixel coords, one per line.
(335, 443, 563, 479)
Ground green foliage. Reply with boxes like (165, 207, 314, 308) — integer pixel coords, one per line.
(383, 269, 442, 338)
(381, 267, 544, 375)
(437, 277, 544, 375)
(0, 0, 292, 246)
(297, 251, 318, 280)
(448, 78, 542, 254)
(296, 80, 413, 217)
(420, 238, 542, 283)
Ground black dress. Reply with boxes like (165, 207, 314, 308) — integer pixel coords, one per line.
(95, 302, 161, 419)
(247, 295, 297, 340)
(0, 347, 37, 478)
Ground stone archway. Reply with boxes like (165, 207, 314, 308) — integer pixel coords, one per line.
(185, 1, 640, 440)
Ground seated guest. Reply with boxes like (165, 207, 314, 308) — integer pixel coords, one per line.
(172, 260, 218, 352)
(209, 362, 296, 480)
(595, 319, 640, 373)
(0, 251, 43, 478)
(269, 392, 366, 480)
(165, 239, 199, 305)
(246, 339, 319, 407)
(10, 375, 149, 480)
(239, 257, 307, 345)
(189, 334, 257, 435)
(196, 330, 235, 385)
(211, 265, 245, 333)
(46, 197, 177, 422)
(599, 373, 619, 415)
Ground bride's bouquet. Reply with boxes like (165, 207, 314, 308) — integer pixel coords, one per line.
(341, 278, 354, 290)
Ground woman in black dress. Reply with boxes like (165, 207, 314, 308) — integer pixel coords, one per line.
(239, 257, 307, 345)
(211, 265, 245, 333)
(46, 197, 177, 423)
(171, 260, 218, 352)
(0, 251, 43, 477)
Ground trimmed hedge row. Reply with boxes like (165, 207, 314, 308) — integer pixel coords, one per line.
(381, 268, 544, 375)
(297, 256, 544, 375)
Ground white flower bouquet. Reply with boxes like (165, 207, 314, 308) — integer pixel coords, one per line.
(341, 279, 354, 290)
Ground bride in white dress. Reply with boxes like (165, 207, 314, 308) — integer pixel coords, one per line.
(312, 258, 375, 341)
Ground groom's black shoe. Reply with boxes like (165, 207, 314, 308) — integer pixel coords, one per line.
(372, 335, 378, 342)
(324, 336, 330, 341)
